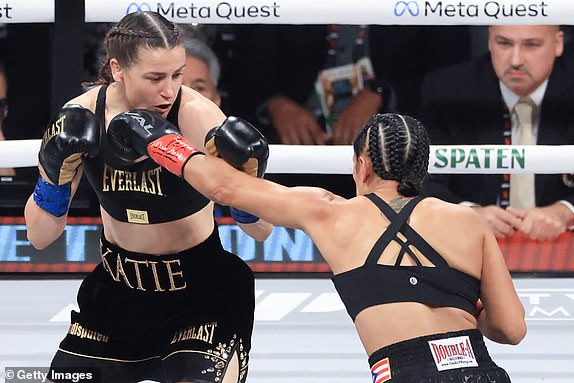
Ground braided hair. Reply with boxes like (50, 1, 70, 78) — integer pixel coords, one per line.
(353, 113, 429, 197)
(89, 11, 183, 86)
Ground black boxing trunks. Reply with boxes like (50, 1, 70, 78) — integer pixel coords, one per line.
(49, 228, 255, 383)
(368, 329, 511, 383)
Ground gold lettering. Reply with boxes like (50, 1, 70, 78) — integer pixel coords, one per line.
(145, 168, 157, 195)
(126, 209, 149, 224)
(124, 171, 133, 191)
(110, 168, 118, 191)
(102, 164, 110, 192)
(153, 167, 164, 196)
(131, 171, 141, 191)
(68, 322, 109, 343)
(164, 259, 186, 291)
(170, 322, 218, 345)
(202, 325, 210, 342)
(101, 247, 120, 282)
(140, 171, 150, 193)
(42, 115, 66, 145)
(101, 165, 165, 196)
(117, 170, 125, 191)
(124, 258, 149, 291)
(208, 323, 217, 344)
(148, 261, 165, 292)
(114, 256, 133, 288)
(170, 330, 181, 344)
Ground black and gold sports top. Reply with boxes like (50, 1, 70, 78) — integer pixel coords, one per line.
(332, 194, 480, 321)
(82, 85, 210, 224)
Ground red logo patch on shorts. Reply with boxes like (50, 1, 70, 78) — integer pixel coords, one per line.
(428, 335, 478, 371)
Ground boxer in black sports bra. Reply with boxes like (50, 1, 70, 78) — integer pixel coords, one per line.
(109, 111, 527, 382)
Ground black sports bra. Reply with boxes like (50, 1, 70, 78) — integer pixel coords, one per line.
(331, 194, 480, 321)
(82, 85, 210, 224)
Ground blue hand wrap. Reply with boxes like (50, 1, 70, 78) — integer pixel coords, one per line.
(230, 207, 260, 224)
(33, 176, 71, 217)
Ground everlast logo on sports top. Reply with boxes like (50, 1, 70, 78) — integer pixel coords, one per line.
(42, 115, 66, 145)
(170, 322, 218, 345)
(428, 335, 478, 371)
(101, 244, 187, 292)
(102, 164, 165, 195)
(127, 209, 149, 224)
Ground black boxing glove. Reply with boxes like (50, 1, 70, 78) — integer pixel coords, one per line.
(205, 116, 269, 224)
(33, 105, 100, 216)
(204, 116, 269, 178)
(107, 109, 203, 176)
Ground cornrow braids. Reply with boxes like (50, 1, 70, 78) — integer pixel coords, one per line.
(93, 11, 183, 85)
(369, 122, 400, 181)
(399, 116, 429, 196)
(106, 26, 155, 40)
(353, 113, 430, 197)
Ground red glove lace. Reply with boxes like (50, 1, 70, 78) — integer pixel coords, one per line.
(147, 134, 204, 176)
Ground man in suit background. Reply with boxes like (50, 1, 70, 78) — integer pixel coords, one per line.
(420, 25, 574, 241)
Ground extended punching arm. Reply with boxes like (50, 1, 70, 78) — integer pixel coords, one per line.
(205, 117, 269, 224)
(33, 105, 100, 216)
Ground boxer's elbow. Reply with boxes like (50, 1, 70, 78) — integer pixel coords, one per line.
(27, 227, 60, 250)
(24, 199, 66, 249)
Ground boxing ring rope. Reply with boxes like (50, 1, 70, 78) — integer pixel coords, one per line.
(1, 139, 574, 174)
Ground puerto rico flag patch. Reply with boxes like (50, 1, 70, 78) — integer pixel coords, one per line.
(371, 357, 391, 383)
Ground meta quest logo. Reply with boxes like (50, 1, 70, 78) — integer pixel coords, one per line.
(123, 1, 281, 19)
(126, 2, 152, 13)
(393, 0, 550, 19)
(394, 1, 420, 16)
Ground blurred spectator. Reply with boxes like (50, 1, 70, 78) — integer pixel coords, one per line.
(228, 25, 470, 198)
(0, 60, 15, 177)
(183, 37, 221, 107)
(420, 25, 574, 241)
(235, 25, 471, 146)
(2, 24, 51, 142)
(179, 23, 247, 117)
(84, 22, 114, 83)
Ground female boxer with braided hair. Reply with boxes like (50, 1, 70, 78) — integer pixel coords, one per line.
(24, 11, 271, 383)
(108, 111, 526, 382)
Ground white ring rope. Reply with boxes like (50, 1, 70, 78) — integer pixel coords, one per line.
(1, 139, 573, 174)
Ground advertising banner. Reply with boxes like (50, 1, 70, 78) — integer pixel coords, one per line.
(0, 0, 53, 23)
(1, 217, 572, 274)
(84, 0, 573, 25)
